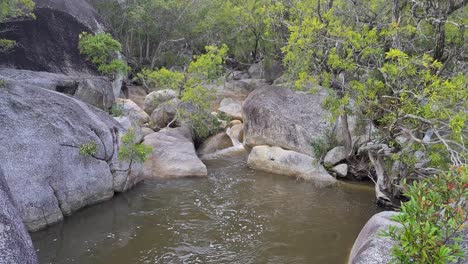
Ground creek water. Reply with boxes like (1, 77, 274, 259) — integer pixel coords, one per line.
(32, 154, 380, 264)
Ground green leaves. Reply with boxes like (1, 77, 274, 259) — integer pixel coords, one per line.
(78, 32, 129, 78)
(136, 68, 185, 92)
(79, 142, 98, 157)
(118, 129, 152, 164)
(188, 44, 229, 82)
(383, 168, 467, 264)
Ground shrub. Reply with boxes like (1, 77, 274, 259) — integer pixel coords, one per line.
(187, 44, 229, 82)
(135, 67, 185, 92)
(78, 32, 129, 78)
(110, 103, 124, 117)
(382, 167, 468, 264)
(79, 142, 98, 157)
(118, 129, 152, 163)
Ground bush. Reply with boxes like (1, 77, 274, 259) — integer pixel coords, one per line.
(135, 67, 185, 92)
(382, 167, 468, 264)
(78, 32, 129, 78)
(79, 142, 98, 157)
(110, 103, 124, 117)
(118, 129, 152, 163)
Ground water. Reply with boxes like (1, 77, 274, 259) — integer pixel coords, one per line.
(31, 154, 380, 264)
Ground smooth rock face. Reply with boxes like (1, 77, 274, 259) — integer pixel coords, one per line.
(0, 0, 105, 74)
(0, 168, 38, 264)
(332, 164, 348, 178)
(141, 127, 155, 138)
(216, 79, 268, 102)
(115, 98, 150, 125)
(243, 86, 330, 155)
(0, 82, 135, 231)
(144, 89, 177, 114)
(0, 68, 115, 109)
(198, 132, 234, 156)
(143, 127, 207, 178)
(228, 124, 244, 145)
(150, 98, 180, 131)
(324, 146, 347, 166)
(247, 146, 337, 186)
(348, 211, 400, 264)
(218, 98, 243, 120)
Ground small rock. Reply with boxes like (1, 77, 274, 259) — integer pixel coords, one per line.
(218, 98, 243, 120)
(324, 146, 347, 166)
(144, 89, 177, 114)
(141, 127, 155, 138)
(198, 132, 234, 156)
(115, 98, 150, 125)
(332, 164, 348, 178)
(150, 98, 180, 131)
(228, 119, 242, 128)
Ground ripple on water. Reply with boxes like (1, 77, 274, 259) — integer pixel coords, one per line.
(31, 155, 380, 264)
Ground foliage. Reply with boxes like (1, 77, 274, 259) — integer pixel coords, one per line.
(281, 0, 467, 202)
(79, 142, 98, 157)
(188, 44, 229, 82)
(382, 167, 468, 264)
(110, 103, 124, 117)
(78, 32, 129, 78)
(118, 129, 152, 163)
(0, 0, 35, 52)
(135, 67, 185, 92)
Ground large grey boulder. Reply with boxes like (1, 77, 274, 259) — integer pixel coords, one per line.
(143, 127, 207, 178)
(0, 168, 38, 264)
(348, 211, 399, 264)
(0, 81, 138, 231)
(247, 146, 337, 186)
(216, 79, 268, 102)
(218, 98, 243, 120)
(243, 86, 330, 155)
(0, 68, 115, 109)
(144, 89, 177, 114)
(0, 0, 106, 74)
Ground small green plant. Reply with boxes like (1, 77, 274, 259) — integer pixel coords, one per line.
(135, 67, 185, 92)
(382, 166, 468, 264)
(118, 129, 152, 163)
(78, 32, 129, 78)
(0, 79, 6, 88)
(216, 112, 232, 123)
(110, 103, 124, 117)
(79, 142, 98, 157)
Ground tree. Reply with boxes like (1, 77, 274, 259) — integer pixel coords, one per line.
(282, 0, 467, 206)
(0, 0, 35, 52)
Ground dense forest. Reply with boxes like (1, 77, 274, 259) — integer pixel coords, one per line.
(0, 0, 467, 263)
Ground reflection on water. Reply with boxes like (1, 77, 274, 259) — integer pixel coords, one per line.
(32, 154, 380, 264)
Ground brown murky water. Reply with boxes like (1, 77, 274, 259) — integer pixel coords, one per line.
(31, 154, 380, 264)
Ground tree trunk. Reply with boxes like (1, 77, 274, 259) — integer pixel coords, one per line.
(433, 20, 446, 61)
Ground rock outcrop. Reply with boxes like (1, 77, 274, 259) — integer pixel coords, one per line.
(0, 168, 38, 264)
(243, 86, 330, 156)
(0, 81, 139, 231)
(0, 68, 115, 109)
(348, 211, 399, 264)
(0, 0, 105, 74)
(247, 146, 337, 186)
(143, 127, 207, 178)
